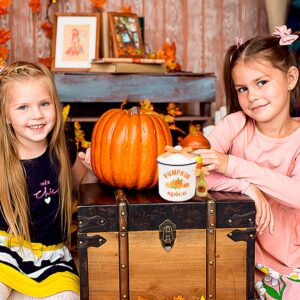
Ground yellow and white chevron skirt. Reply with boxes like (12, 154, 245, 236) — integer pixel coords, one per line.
(0, 230, 79, 297)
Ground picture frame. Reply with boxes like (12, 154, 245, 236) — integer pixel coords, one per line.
(108, 12, 145, 58)
(52, 13, 100, 71)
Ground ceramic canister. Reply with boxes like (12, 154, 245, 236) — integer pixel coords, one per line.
(157, 147, 197, 202)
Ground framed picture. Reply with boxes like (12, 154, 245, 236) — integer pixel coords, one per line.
(108, 12, 144, 58)
(52, 13, 100, 71)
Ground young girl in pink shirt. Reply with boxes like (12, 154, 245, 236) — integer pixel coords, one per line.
(195, 26, 300, 299)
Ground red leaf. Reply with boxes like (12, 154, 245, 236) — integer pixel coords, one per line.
(121, 5, 132, 13)
(90, 0, 106, 10)
(0, 0, 11, 14)
(0, 29, 10, 44)
(0, 8, 8, 14)
(0, 44, 10, 60)
(41, 21, 53, 38)
(28, 0, 41, 13)
(38, 57, 53, 69)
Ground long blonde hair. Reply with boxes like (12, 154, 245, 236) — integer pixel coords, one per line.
(0, 61, 72, 243)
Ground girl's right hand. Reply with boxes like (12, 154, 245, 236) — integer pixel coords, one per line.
(78, 147, 93, 171)
(244, 184, 274, 236)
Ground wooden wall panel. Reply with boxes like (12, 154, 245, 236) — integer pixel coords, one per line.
(185, 0, 203, 73)
(3, 0, 268, 109)
(9, 0, 34, 62)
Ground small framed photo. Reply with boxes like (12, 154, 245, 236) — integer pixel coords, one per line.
(52, 13, 100, 71)
(108, 12, 144, 58)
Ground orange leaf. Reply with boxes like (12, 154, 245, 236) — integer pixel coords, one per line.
(0, 28, 10, 44)
(90, 0, 106, 10)
(0, 0, 11, 14)
(28, 0, 41, 13)
(38, 57, 53, 69)
(41, 21, 53, 38)
(139, 98, 154, 111)
(0, 44, 10, 60)
(121, 5, 132, 13)
(156, 49, 165, 59)
(168, 124, 186, 135)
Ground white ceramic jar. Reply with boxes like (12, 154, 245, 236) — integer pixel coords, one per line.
(157, 146, 197, 202)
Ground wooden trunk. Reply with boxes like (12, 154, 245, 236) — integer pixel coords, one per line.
(77, 183, 256, 300)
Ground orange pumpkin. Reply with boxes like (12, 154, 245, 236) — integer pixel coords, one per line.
(91, 106, 172, 190)
(180, 125, 210, 150)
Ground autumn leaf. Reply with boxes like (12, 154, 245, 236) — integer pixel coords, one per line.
(156, 49, 165, 59)
(189, 123, 202, 134)
(121, 5, 132, 13)
(41, 21, 53, 38)
(168, 124, 186, 135)
(0, 57, 5, 69)
(90, 0, 107, 10)
(0, 44, 10, 60)
(167, 102, 183, 117)
(157, 41, 181, 72)
(38, 57, 53, 69)
(28, 0, 41, 13)
(81, 140, 91, 149)
(0, 29, 10, 44)
(173, 296, 186, 300)
(62, 104, 70, 122)
(0, 0, 11, 14)
(140, 98, 154, 111)
(163, 114, 175, 124)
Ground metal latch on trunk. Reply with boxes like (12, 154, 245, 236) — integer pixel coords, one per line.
(159, 219, 176, 251)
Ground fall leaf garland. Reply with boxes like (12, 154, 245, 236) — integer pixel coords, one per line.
(0, 0, 11, 15)
(28, 0, 41, 13)
(0, 0, 11, 64)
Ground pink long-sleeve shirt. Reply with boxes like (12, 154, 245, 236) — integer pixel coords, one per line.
(207, 111, 300, 272)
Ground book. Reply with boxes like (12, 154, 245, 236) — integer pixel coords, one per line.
(100, 11, 113, 58)
(89, 62, 167, 73)
(93, 57, 166, 64)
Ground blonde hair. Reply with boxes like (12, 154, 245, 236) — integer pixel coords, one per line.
(0, 61, 72, 243)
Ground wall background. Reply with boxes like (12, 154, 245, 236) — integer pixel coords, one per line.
(1, 0, 269, 108)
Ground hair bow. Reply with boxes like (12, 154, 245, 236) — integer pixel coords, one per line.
(236, 37, 244, 48)
(272, 25, 299, 46)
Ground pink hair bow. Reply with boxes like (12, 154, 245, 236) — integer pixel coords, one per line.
(236, 37, 244, 48)
(272, 25, 299, 46)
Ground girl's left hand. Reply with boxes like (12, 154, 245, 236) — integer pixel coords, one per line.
(193, 148, 229, 174)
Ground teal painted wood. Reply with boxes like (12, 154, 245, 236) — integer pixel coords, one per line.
(53, 72, 216, 103)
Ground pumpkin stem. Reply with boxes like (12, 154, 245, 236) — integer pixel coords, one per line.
(120, 96, 129, 110)
(130, 106, 140, 115)
(190, 124, 202, 136)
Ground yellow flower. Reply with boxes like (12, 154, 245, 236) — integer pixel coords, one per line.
(196, 178, 208, 197)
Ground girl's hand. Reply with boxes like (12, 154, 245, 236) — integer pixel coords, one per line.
(244, 184, 274, 235)
(193, 149, 229, 174)
(77, 147, 98, 183)
(78, 147, 93, 172)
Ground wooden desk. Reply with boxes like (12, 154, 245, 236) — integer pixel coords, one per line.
(77, 183, 256, 300)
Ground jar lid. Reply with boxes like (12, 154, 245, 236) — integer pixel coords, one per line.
(157, 146, 196, 166)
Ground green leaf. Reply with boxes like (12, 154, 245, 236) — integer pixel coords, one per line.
(286, 275, 300, 283)
(263, 283, 281, 299)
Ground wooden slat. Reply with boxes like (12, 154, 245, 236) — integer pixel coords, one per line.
(186, 0, 204, 73)
(54, 72, 216, 103)
(10, 0, 34, 62)
(88, 232, 120, 299)
(216, 229, 247, 299)
(129, 229, 206, 300)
